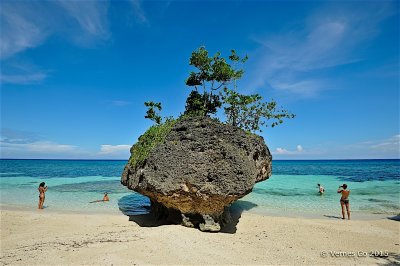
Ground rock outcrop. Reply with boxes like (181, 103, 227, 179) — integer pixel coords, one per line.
(121, 116, 272, 231)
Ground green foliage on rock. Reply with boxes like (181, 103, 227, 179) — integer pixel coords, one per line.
(144, 101, 163, 125)
(129, 118, 176, 169)
(134, 46, 296, 166)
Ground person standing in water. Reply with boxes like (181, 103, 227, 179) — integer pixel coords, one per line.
(337, 184, 350, 220)
(317, 183, 325, 195)
(38, 182, 48, 209)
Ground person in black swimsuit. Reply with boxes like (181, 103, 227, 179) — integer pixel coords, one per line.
(337, 184, 350, 220)
(38, 182, 48, 209)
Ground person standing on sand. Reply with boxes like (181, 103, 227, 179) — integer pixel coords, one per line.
(337, 184, 350, 220)
(38, 182, 48, 209)
(317, 183, 325, 195)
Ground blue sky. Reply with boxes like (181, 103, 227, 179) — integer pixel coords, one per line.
(0, 0, 399, 160)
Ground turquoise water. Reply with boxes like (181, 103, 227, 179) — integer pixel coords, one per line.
(0, 159, 399, 218)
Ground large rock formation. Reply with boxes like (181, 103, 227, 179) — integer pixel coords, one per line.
(121, 116, 272, 231)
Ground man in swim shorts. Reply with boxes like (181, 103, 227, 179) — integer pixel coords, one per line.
(337, 184, 350, 220)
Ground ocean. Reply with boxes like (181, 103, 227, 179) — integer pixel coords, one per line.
(0, 159, 399, 219)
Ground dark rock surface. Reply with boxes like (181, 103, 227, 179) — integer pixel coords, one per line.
(121, 116, 272, 231)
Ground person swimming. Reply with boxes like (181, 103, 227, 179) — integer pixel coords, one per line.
(38, 182, 48, 209)
(337, 184, 350, 220)
(90, 192, 109, 203)
(317, 183, 325, 195)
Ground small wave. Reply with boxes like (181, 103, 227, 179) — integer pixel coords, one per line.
(367, 198, 391, 203)
(252, 188, 306, 197)
(0, 172, 24, 175)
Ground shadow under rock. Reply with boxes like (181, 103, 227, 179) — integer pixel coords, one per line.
(128, 213, 177, 227)
(387, 215, 400, 222)
(125, 199, 257, 233)
(220, 200, 258, 234)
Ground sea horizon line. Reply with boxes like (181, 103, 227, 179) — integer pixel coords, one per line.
(0, 158, 399, 161)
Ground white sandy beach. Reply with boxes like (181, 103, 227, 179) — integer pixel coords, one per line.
(1, 208, 399, 265)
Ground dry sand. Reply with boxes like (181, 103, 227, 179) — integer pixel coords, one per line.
(1, 208, 399, 265)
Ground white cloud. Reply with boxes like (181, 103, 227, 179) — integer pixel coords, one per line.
(370, 135, 400, 152)
(296, 145, 303, 152)
(0, 1, 110, 60)
(130, 0, 148, 24)
(26, 141, 77, 152)
(0, 61, 50, 85)
(273, 135, 400, 159)
(0, 0, 154, 85)
(0, 2, 50, 59)
(0, 128, 85, 158)
(1, 72, 48, 85)
(0, 140, 79, 158)
(0, 128, 132, 159)
(275, 148, 289, 154)
(268, 79, 325, 99)
(56, 0, 110, 41)
(99, 144, 131, 155)
(273, 145, 304, 155)
(0, 128, 41, 144)
(246, 2, 396, 99)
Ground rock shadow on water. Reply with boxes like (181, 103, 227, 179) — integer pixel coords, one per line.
(118, 193, 151, 216)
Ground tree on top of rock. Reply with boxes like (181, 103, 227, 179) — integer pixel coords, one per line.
(184, 47, 246, 117)
(184, 46, 295, 132)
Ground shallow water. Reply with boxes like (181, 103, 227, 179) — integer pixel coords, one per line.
(0, 159, 399, 218)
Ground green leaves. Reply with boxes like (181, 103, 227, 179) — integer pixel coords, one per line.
(129, 119, 176, 169)
(221, 88, 295, 132)
(144, 101, 162, 125)
(185, 46, 248, 116)
(186, 72, 202, 86)
(145, 46, 295, 133)
(184, 90, 221, 116)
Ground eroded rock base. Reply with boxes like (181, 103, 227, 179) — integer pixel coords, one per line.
(150, 201, 232, 232)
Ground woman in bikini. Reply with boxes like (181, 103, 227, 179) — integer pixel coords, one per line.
(337, 184, 350, 220)
(89, 192, 109, 203)
(38, 182, 48, 209)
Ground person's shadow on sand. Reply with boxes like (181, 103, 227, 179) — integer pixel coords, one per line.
(323, 215, 343, 219)
(125, 200, 257, 234)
